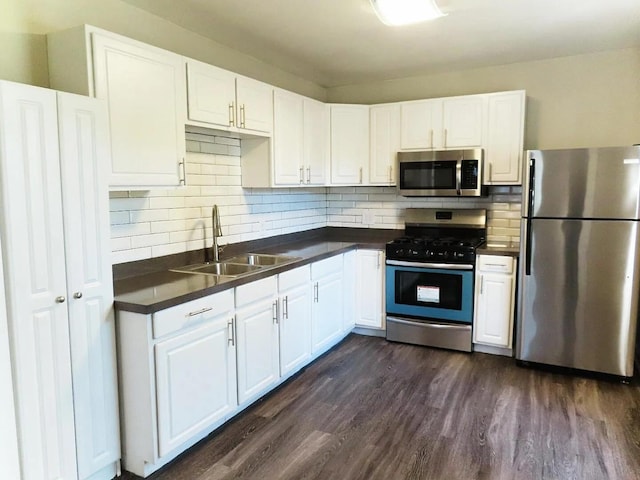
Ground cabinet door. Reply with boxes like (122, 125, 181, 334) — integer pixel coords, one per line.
(330, 104, 369, 185)
(370, 104, 400, 185)
(57, 93, 120, 479)
(312, 272, 344, 353)
(236, 298, 280, 404)
(155, 317, 237, 457)
(236, 76, 273, 133)
(356, 250, 385, 329)
(0, 82, 78, 480)
(92, 33, 186, 188)
(279, 284, 312, 376)
(485, 91, 526, 185)
(303, 97, 329, 185)
(186, 59, 236, 128)
(342, 251, 357, 333)
(474, 272, 514, 347)
(273, 89, 304, 185)
(400, 99, 442, 150)
(442, 97, 485, 148)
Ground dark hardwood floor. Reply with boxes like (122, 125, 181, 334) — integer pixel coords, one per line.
(122, 334, 640, 480)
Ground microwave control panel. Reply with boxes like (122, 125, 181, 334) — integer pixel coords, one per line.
(460, 160, 479, 189)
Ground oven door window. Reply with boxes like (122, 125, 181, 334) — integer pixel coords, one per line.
(395, 270, 462, 310)
(399, 161, 456, 190)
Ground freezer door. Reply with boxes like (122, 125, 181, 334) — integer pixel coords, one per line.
(517, 218, 640, 376)
(525, 147, 640, 220)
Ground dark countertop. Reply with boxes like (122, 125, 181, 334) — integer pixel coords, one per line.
(477, 243, 520, 257)
(114, 228, 400, 314)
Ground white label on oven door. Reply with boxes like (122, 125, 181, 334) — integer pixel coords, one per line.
(417, 285, 440, 303)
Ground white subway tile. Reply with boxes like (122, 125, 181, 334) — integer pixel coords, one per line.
(111, 223, 151, 238)
(111, 247, 151, 265)
(131, 233, 170, 249)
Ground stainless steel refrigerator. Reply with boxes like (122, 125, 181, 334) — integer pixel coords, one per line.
(517, 146, 640, 378)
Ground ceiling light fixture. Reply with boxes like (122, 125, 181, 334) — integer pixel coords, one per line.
(370, 0, 446, 26)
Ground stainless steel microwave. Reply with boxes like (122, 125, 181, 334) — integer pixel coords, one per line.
(397, 148, 486, 197)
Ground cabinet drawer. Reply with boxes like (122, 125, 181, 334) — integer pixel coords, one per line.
(477, 255, 514, 274)
(153, 289, 234, 339)
(279, 265, 311, 292)
(236, 275, 277, 308)
(312, 254, 343, 279)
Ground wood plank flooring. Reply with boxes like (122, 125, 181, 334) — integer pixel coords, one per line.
(122, 334, 640, 480)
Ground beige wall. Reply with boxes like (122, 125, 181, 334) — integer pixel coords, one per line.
(0, 0, 327, 99)
(327, 48, 640, 150)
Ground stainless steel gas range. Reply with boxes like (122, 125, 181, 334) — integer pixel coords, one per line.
(385, 208, 487, 352)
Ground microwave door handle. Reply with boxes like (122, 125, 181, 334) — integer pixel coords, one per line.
(456, 159, 462, 196)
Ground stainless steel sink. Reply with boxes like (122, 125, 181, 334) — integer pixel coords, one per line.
(225, 253, 300, 266)
(170, 262, 261, 277)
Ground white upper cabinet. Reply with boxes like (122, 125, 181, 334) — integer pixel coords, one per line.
(186, 59, 272, 135)
(303, 97, 330, 185)
(47, 25, 187, 189)
(370, 104, 400, 185)
(400, 95, 485, 150)
(484, 90, 526, 184)
(400, 98, 442, 150)
(442, 96, 485, 148)
(273, 89, 305, 185)
(330, 104, 370, 185)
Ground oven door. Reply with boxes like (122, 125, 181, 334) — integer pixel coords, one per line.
(385, 262, 474, 323)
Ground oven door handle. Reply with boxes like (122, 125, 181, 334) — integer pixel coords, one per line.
(386, 260, 473, 270)
(387, 316, 471, 330)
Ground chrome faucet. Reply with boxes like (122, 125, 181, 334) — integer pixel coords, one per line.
(211, 205, 222, 262)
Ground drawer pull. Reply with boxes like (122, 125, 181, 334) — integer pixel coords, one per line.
(186, 307, 212, 317)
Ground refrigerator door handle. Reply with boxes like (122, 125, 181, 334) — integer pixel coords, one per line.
(525, 156, 535, 276)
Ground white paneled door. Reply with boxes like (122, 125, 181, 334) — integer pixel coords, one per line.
(57, 92, 120, 479)
(0, 81, 78, 480)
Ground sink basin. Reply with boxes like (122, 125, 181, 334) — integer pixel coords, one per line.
(225, 253, 301, 266)
(171, 262, 261, 277)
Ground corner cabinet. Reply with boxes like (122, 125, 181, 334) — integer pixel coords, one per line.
(473, 255, 517, 353)
(330, 104, 370, 185)
(0, 81, 119, 480)
(484, 90, 526, 184)
(47, 25, 187, 189)
(369, 104, 400, 185)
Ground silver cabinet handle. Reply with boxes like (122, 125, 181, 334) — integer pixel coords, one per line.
(444, 128, 448, 148)
(299, 166, 304, 184)
(179, 158, 186, 185)
(359, 167, 363, 184)
(240, 104, 246, 128)
(228, 102, 235, 126)
(73, 292, 83, 299)
(313, 282, 319, 302)
(228, 317, 235, 346)
(480, 275, 484, 294)
(430, 129, 434, 149)
(55, 296, 66, 304)
(272, 300, 278, 324)
(388, 165, 393, 184)
(488, 161, 493, 183)
(377, 252, 381, 270)
(306, 167, 311, 184)
(186, 307, 212, 317)
(283, 296, 289, 319)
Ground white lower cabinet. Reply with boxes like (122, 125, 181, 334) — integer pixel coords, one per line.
(155, 314, 237, 457)
(342, 250, 357, 333)
(117, 253, 353, 477)
(355, 249, 386, 330)
(473, 255, 517, 351)
(279, 266, 312, 377)
(311, 255, 345, 354)
(235, 276, 280, 405)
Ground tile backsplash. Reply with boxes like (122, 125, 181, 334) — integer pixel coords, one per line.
(109, 131, 522, 264)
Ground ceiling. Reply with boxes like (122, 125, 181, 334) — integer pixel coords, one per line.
(121, 0, 640, 88)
